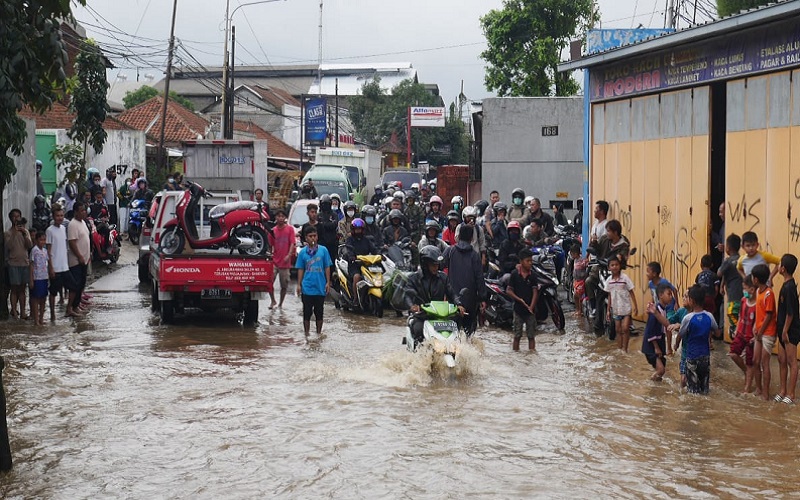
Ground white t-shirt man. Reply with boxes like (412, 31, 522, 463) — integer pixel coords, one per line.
(68, 219, 91, 267)
(46, 223, 69, 273)
(101, 176, 116, 206)
(591, 218, 608, 241)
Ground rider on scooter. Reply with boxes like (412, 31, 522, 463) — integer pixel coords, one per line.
(404, 246, 465, 346)
(345, 218, 378, 297)
(317, 194, 340, 274)
(361, 205, 381, 245)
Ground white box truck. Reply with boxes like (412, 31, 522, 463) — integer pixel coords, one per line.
(314, 147, 382, 204)
(182, 140, 268, 201)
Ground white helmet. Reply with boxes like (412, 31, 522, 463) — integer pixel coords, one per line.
(462, 205, 479, 219)
(411, 182, 420, 191)
(393, 190, 406, 201)
(451, 195, 463, 206)
(524, 195, 534, 206)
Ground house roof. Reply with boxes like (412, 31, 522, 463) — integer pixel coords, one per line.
(233, 120, 302, 160)
(252, 85, 300, 108)
(559, 0, 800, 72)
(18, 102, 135, 131)
(116, 96, 209, 144)
(378, 131, 404, 154)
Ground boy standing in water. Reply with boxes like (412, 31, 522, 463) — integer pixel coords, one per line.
(506, 249, 539, 352)
(728, 275, 757, 395)
(642, 283, 673, 381)
(718, 234, 743, 339)
(678, 285, 718, 395)
(295, 227, 331, 337)
(775, 254, 799, 404)
(751, 264, 777, 401)
(605, 256, 638, 352)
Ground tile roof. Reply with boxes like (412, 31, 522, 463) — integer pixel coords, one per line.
(233, 120, 302, 160)
(116, 96, 209, 144)
(252, 85, 300, 108)
(18, 102, 135, 131)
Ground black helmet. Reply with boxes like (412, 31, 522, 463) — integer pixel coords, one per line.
(319, 194, 332, 211)
(34, 194, 46, 206)
(389, 208, 403, 221)
(493, 201, 507, 214)
(420, 246, 443, 265)
(343, 200, 357, 213)
(425, 220, 441, 232)
(361, 204, 377, 218)
(405, 189, 417, 201)
(474, 199, 489, 215)
(446, 210, 460, 222)
(512, 188, 525, 202)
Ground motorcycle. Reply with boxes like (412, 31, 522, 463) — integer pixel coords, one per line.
(582, 247, 637, 339)
(484, 273, 514, 329)
(554, 225, 582, 302)
(383, 236, 413, 272)
(531, 253, 566, 330)
(89, 217, 121, 264)
(333, 245, 385, 317)
(128, 198, 149, 245)
(159, 181, 271, 256)
(403, 300, 466, 369)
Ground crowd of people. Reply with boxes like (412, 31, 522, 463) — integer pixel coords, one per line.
(292, 182, 576, 343)
(579, 198, 800, 400)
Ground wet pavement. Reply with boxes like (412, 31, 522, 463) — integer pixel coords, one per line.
(0, 245, 798, 498)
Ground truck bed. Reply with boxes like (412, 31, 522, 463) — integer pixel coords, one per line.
(152, 251, 274, 293)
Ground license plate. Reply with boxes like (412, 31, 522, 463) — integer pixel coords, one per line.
(201, 288, 232, 299)
(429, 320, 457, 331)
(368, 266, 383, 273)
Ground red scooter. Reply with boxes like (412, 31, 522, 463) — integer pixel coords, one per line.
(159, 181, 271, 256)
(89, 214, 121, 264)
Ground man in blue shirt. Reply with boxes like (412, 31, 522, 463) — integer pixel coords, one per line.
(295, 227, 332, 336)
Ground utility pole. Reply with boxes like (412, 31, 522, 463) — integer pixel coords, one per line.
(158, 0, 179, 172)
(665, 0, 676, 29)
(227, 25, 236, 139)
(317, 0, 323, 96)
(335, 78, 339, 147)
(221, 0, 231, 138)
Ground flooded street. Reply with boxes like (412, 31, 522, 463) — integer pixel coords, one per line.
(0, 260, 798, 498)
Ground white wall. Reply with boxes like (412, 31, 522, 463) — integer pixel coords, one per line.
(47, 129, 147, 184)
(3, 119, 37, 221)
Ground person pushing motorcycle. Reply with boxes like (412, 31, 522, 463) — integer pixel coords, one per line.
(404, 246, 465, 347)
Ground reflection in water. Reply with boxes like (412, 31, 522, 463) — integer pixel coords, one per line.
(0, 268, 798, 497)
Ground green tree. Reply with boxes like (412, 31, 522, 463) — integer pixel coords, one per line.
(0, 0, 86, 320)
(480, 0, 598, 97)
(716, 0, 769, 16)
(349, 77, 468, 165)
(123, 85, 195, 112)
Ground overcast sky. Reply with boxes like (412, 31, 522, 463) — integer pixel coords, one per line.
(74, 0, 673, 105)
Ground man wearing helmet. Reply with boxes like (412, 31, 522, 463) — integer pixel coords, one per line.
(425, 195, 446, 231)
(382, 209, 409, 247)
(300, 179, 318, 199)
(345, 218, 378, 296)
(316, 194, 340, 278)
(404, 246, 465, 346)
(404, 190, 425, 265)
(32, 195, 51, 233)
(443, 224, 486, 336)
(35, 160, 46, 198)
(442, 210, 460, 246)
(133, 178, 152, 202)
(499, 220, 526, 274)
(338, 201, 358, 243)
(418, 220, 447, 253)
(101, 167, 118, 225)
(380, 196, 408, 231)
(360, 205, 381, 244)
(509, 188, 530, 224)
(370, 185, 384, 206)
(451, 195, 464, 216)
(330, 193, 344, 221)
(455, 205, 487, 261)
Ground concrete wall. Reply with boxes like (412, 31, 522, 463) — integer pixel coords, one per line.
(481, 97, 584, 211)
(3, 118, 37, 220)
(45, 129, 147, 184)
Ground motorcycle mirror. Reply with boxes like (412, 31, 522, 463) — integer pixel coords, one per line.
(630, 248, 637, 256)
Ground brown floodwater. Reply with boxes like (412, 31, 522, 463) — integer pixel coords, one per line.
(0, 265, 797, 498)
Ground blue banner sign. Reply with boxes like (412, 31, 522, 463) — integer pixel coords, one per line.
(587, 29, 674, 55)
(305, 98, 327, 145)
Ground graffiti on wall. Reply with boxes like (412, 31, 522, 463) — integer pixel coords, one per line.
(727, 193, 762, 232)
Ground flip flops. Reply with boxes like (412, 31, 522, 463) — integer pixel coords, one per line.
(782, 396, 795, 405)
(774, 394, 783, 402)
